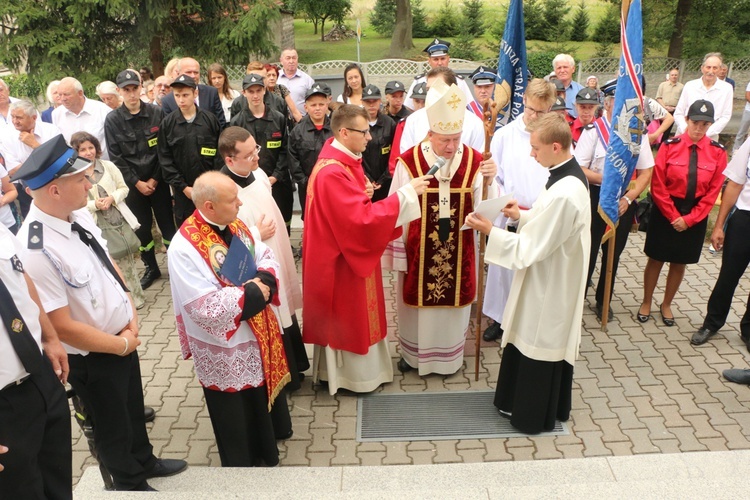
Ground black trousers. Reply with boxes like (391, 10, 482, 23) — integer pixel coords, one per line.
(173, 190, 195, 229)
(297, 181, 308, 220)
(587, 185, 606, 287)
(0, 358, 72, 500)
(126, 181, 176, 249)
(272, 181, 294, 232)
(67, 351, 156, 491)
(703, 209, 750, 340)
(594, 201, 637, 306)
(203, 386, 291, 467)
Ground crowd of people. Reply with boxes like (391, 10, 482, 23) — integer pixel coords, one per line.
(2, 40, 750, 496)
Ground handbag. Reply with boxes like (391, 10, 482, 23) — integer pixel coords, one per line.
(88, 191, 141, 260)
(636, 193, 652, 232)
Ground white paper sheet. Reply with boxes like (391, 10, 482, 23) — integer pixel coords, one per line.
(461, 192, 515, 230)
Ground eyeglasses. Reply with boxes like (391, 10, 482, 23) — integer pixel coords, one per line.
(345, 127, 371, 136)
(524, 105, 549, 117)
(232, 144, 262, 163)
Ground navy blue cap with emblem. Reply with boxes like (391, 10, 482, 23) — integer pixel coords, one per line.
(551, 96, 569, 111)
(361, 85, 382, 100)
(11, 134, 92, 191)
(116, 69, 141, 88)
(242, 73, 265, 90)
(424, 38, 451, 57)
(385, 80, 405, 95)
(470, 66, 496, 86)
(600, 79, 617, 97)
(687, 99, 715, 123)
(410, 82, 427, 100)
(171, 74, 196, 89)
(305, 83, 329, 100)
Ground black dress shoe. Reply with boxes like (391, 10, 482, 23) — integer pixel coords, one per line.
(145, 458, 187, 479)
(140, 268, 162, 290)
(276, 429, 294, 440)
(723, 369, 750, 385)
(397, 358, 414, 373)
(482, 322, 503, 342)
(497, 408, 512, 419)
(660, 305, 675, 327)
(742, 336, 750, 354)
(117, 482, 157, 491)
(144, 406, 156, 423)
(691, 327, 717, 345)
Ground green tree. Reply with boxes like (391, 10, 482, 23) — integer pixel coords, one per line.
(527, 51, 557, 79)
(463, 0, 485, 37)
(0, 0, 279, 88)
(389, 0, 415, 57)
(569, 0, 590, 42)
(592, 3, 621, 44)
(370, 0, 397, 36)
(542, 0, 572, 41)
(524, 0, 547, 41)
(289, 0, 352, 40)
(451, 32, 481, 60)
(430, 0, 460, 37)
(412, 0, 431, 38)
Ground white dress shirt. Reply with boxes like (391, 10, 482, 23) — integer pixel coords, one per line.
(0, 121, 61, 171)
(673, 78, 734, 140)
(52, 98, 113, 159)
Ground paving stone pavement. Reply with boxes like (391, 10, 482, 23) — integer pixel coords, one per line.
(71, 225, 750, 486)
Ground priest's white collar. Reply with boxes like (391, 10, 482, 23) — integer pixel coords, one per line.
(199, 211, 226, 230)
(549, 157, 573, 171)
(331, 138, 362, 159)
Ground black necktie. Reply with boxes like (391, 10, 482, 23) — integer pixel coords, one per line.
(684, 144, 699, 213)
(0, 277, 43, 375)
(70, 222, 129, 292)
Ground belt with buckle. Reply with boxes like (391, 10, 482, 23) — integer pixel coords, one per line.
(1, 374, 31, 392)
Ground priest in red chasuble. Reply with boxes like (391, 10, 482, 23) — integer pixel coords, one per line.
(384, 80, 499, 376)
(302, 104, 432, 395)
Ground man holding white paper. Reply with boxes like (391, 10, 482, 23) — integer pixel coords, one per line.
(481, 79, 557, 343)
(385, 80, 498, 376)
(167, 171, 292, 467)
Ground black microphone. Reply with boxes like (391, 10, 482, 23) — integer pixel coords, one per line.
(426, 156, 447, 176)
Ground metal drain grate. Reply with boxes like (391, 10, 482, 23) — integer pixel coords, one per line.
(357, 390, 569, 441)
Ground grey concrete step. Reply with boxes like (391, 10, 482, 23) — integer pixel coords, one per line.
(75, 449, 750, 498)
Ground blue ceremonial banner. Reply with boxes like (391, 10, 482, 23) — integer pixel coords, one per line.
(598, 0, 644, 239)
(494, 0, 528, 128)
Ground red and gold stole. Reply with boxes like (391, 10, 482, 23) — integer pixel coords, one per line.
(180, 211, 290, 408)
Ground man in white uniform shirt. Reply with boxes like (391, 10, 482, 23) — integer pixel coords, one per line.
(673, 53, 733, 141)
(14, 136, 186, 491)
(400, 67, 485, 154)
(52, 77, 112, 159)
(481, 78, 557, 342)
(403, 38, 474, 111)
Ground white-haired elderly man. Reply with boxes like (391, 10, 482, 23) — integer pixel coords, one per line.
(553, 54, 584, 118)
(1, 100, 61, 217)
(52, 77, 113, 159)
(0, 78, 20, 126)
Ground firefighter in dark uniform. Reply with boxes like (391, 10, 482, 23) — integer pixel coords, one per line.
(288, 84, 333, 218)
(230, 74, 293, 233)
(105, 70, 176, 290)
(158, 74, 223, 227)
(361, 85, 395, 202)
(384, 80, 411, 123)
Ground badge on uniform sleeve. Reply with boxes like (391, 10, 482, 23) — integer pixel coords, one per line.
(10, 254, 24, 273)
(28, 221, 43, 250)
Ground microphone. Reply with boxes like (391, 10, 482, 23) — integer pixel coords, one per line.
(426, 156, 447, 176)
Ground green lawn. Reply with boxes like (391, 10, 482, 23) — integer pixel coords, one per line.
(295, 0, 646, 64)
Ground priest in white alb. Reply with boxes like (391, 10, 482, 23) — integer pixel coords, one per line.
(466, 113, 590, 434)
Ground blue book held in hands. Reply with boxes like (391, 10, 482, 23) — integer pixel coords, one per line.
(220, 237, 257, 286)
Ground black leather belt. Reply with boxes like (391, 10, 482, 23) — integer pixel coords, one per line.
(1, 374, 31, 392)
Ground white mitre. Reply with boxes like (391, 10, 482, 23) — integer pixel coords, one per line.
(425, 80, 466, 134)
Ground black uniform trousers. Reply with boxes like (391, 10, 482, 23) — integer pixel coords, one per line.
(0, 357, 72, 500)
(67, 351, 156, 491)
(203, 386, 291, 467)
(126, 181, 177, 249)
(173, 190, 196, 229)
(587, 185, 607, 287)
(272, 181, 294, 233)
(703, 208, 750, 341)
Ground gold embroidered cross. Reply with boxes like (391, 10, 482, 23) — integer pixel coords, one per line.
(447, 93, 461, 110)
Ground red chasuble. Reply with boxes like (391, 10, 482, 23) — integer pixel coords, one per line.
(399, 145, 481, 307)
(302, 138, 403, 355)
(179, 211, 289, 407)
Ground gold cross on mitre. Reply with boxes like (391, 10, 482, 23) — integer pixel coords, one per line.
(447, 92, 461, 110)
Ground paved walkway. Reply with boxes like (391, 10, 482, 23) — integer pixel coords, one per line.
(72, 224, 750, 490)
